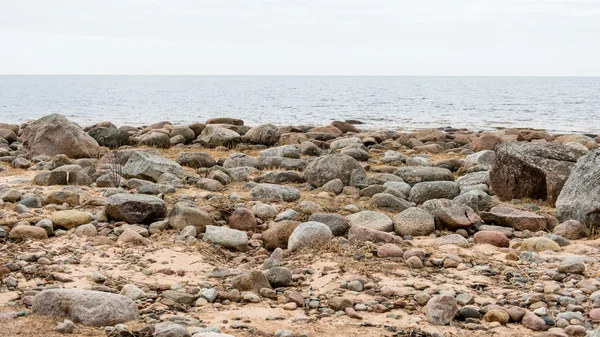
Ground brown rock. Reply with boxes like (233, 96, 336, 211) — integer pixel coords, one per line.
(228, 207, 257, 232)
(9, 225, 48, 240)
(473, 231, 510, 247)
(480, 205, 547, 231)
(377, 244, 403, 258)
(232, 270, 271, 294)
(522, 312, 548, 331)
(470, 133, 503, 151)
(261, 220, 300, 250)
(552, 220, 588, 240)
(348, 225, 399, 244)
(328, 297, 353, 311)
(483, 309, 510, 324)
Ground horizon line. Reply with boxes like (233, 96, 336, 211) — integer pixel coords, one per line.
(1, 74, 600, 78)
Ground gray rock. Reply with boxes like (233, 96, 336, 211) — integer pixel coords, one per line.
(105, 193, 167, 223)
(154, 323, 191, 337)
(346, 211, 393, 232)
(456, 171, 490, 190)
(370, 193, 414, 212)
(490, 142, 582, 206)
(251, 183, 301, 202)
(425, 295, 458, 325)
(168, 202, 214, 232)
(21, 114, 101, 158)
(308, 213, 349, 236)
(287, 221, 333, 251)
(556, 149, 600, 227)
(254, 171, 304, 184)
(322, 178, 344, 195)
(32, 289, 138, 326)
(123, 151, 186, 182)
(140, 132, 170, 148)
(242, 124, 281, 145)
(394, 166, 454, 185)
(409, 181, 460, 204)
(392, 207, 435, 237)
(304, 154, 366, 187)
(252, 203, 278, 220)
(259, 145, 300, 159)
(203, 225, 248, 251)
(383, 181, 412, 196)
(223, 152, 259, 168)
(176, 152, 216, 168)
(198, 125, 241, 148)
(263, 267, 293, 287)
(422, 199, 480, 230)
(435, 234, 469, 247)
(463, 150, 495, 170)
(453, 190, 491, 213)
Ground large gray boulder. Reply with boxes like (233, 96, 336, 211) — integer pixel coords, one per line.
(422, 199, 480, 230)
(106, 193, 167, 223)
(203, 225, 248, 251)
(409, 181, 460, 205)
(123, 151, 186, 182)
(175, 152, 216, 168)
(490, 142, 582, 206)
(32, 289, 138, 326)
(198, 125, 241, 147)
(251, 183, 301, 202)
(393, 207, 435, 237)
(394, 166, 454, 185)
(303, 154, 366, 187)
(243, 123, 281, 145)
(346, 211, 393, 232)
(288, 221, 333, 251)
(556, 149, 600, 227)
(168, 202, 214, 233)
(21, 114, 101, 158)
(88, 126, 130, 149)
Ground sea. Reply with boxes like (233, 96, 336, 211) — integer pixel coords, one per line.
(0, 76, 598, 134)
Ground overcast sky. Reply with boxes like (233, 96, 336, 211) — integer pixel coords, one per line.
(1, 0, 599, 75)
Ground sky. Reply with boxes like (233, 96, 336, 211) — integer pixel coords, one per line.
(0, 0, 599, 76)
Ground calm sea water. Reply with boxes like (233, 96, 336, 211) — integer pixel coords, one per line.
(0, 76, 599, 133)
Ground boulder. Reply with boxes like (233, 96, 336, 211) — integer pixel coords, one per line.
(232, 270, 271, 294)
(168, 203, 214, 233)
(435, 234, 469, 247)
(287, 221, 333, 252)
(261, 220, 300, 250)
(370, 193, 414, 212)
(348, 225, 399, 244)
(556, 149, 600, 227)
(223, 152, 259, 168)
(521, 237, 561, 252)
(32, 289, 138, 326)
(304, 154, 366, 187)
(175, 152, 216, 168)
(106, 193, 167, 223)
(251, 183, 301, 202)
(473, 231, 510, 247)
(553, 220, 588, 240)
(394, 166, 454, 185)
(206, 117, 244, 126)
(422, 199, 480, 230)
(254, 171, 304, 184)
(453, 190, 491, 213)
(308, 213, 350, 236)
(21, 114, 101, 158)
(490, 142, 581, 206)
(153, 323, 191, 337)
(9, 225, 48, 240)
(123, 151, 186, 182)
(425, 295, 458, 325)
(480, 205, 547, 231)
(51, 210, 93, 229)
(228, 207, 257, 232)
(392, 207, 436, 237)
(470, 133, 502, 152)
(88, 127, 130, 148)
(409, 181, 460, 205)
(203, 225, 248, 251)
(346, 211, 393, 232)
(243, 124, 281, 145)
(198, 125, 241, 147)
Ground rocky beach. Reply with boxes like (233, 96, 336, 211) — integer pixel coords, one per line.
(1, 113, 600, 337)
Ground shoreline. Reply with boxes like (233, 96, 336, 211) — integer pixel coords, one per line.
(0, 113, 599, 336)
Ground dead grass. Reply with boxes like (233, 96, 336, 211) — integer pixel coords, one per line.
(499, 197, 555, 215)
(0, 166, 27, 177)
(148, 146, 260, 161)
